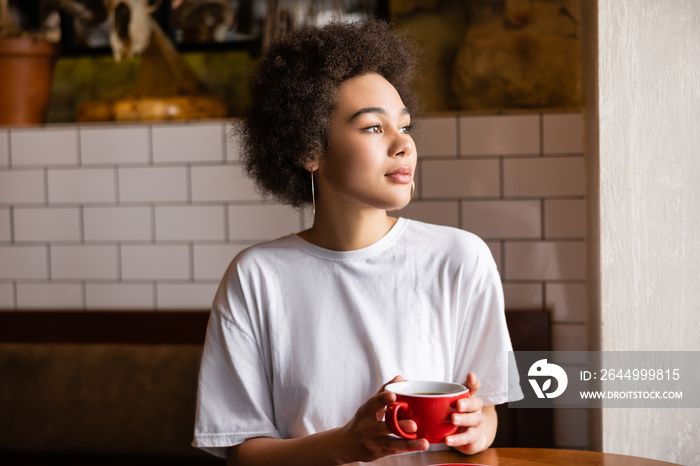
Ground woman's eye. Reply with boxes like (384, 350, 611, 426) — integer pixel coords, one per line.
(363, 124, 383, 133)
(400, 124, 414, 134)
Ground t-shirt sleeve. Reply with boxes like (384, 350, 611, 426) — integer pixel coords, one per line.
(453, 244, 524, 406)
(192, 280, 280, 458)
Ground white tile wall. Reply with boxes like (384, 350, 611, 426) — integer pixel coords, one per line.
(50, 245, 119, 280)
(121, 244, 190, 280)
(504, 241, 586, 281)
(0, 246, 48, 279)
(503, 157, 585, 197)
(460, 115, 540, 156)
(193, 244, 248, 280)
(152, 123, 224, 163)
(10, 127, 78, 166)
(0, 130, 9, 166)
(191, 164, 260, 202)
(0, 114, 588, 450)
(80, 126, 150, 165)
(411, 117, 457, 157)
(16, 282, 83, 309)
(543, 114, 585, 154)
(0, 207, 11, 241)
(85, 283, 155, 309)
(0, 114, 587, 348)
(228, 204, 302, 241)
(0, 170, 45, 204)
(0, 282, 13, 307)
(13, 207, 81, 242)
(422, 159, 500, 198)
(48, 168, 116, 204)
(155, 205, 226, 241)
(83, 206, 152, 242)
(118, 166, 188, 203)
(157, 282, 218, 309)
(462, 200, 541, 239)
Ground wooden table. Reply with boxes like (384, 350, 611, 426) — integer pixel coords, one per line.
(357, 448, 681, 465)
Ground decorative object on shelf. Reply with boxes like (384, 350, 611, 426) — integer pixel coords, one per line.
(75, 0, 230, 121)
(78, 0, 229, 122)
(0, 0, 61, 126)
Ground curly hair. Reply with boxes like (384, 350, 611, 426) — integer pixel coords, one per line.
(239, 19, 420, 207)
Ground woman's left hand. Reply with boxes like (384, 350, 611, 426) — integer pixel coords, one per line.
(444, 372, 496, 455)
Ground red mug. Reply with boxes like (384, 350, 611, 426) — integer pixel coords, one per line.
(385, 380, 470, 444)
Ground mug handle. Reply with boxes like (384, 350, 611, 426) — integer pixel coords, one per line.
(385, 401, 418, 439)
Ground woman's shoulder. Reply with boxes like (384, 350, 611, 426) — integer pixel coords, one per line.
(403, 218, 491, 253)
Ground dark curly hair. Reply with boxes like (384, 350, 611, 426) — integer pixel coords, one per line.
(239, 19, 420, 207)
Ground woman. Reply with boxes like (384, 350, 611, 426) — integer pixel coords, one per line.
(193, 19, 521, 465)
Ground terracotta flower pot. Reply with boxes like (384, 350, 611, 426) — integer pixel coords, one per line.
(0, 37, 59, 126)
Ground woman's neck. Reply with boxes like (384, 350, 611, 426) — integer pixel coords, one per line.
(298, 209, 398, 251)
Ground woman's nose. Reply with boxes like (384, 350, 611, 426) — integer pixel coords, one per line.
(390, 132, 414, 158)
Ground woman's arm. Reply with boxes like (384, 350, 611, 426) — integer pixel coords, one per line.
(228, 376, 429, 466)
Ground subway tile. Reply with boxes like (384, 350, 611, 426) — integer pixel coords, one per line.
(503, 157, 585, 197)
(0, 207, 10, 241)
(551, 323, 588, 351)
(152, 123, 224, 163)
(543, 113, 584, 154)
(155, 205, 225, 241)
(13, 207, 81, 242)
(0, 246, 48, 279)
(394, 201, 460, 228)
(226, 122, 242, 162)
(0, 170, 45, 204)
(118, 166, 187, 203)
(544, 199, 586, 238)
(412, 116, 457, 157)
(48, 168, 116, 204)
(10, 127, 78, 166)
(462, 200, 541, 239)
(0, 283, 13, 307)
(83, 206, 152, 242)
(503, 283, 543, 310)
(422, 159, 500, 198)
(121, 244, 190, 280)
(51, 245, 118, 280)
(228, 204, 301, 241)
(191, 164, 261, 202)
(553, 409, 589, 448)
(85, 283, 155, 309)
(504, 241, 585, 281)
(80, 126, 149, 165)
(546, 282, 587, 322)
(0, 130, 8, 166)
(16, 283, 83, 309)
(193, 244, 247, 280)
(459, 115, 539, 156)
(157, 282, 218, 309)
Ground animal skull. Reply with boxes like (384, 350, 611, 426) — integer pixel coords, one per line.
(105, 0, 160, 61)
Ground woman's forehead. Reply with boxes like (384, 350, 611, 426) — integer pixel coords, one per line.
(334, 73, 408, 119)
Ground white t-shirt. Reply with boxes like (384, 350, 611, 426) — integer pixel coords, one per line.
(193, 218, 522, 458)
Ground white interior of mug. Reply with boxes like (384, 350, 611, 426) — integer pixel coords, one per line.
(385, 380, 468, 397)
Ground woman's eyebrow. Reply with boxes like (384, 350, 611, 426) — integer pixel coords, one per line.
(348, 107, 410, 121)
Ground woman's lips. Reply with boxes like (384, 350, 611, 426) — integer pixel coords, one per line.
(385, 167, 412, 184)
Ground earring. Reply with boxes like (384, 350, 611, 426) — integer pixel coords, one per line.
(310, 170, 316, 214)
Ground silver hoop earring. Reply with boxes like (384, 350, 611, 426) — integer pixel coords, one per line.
(310, 170, 316, 215)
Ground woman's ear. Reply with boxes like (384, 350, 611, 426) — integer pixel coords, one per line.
(303, 152, 321, 172)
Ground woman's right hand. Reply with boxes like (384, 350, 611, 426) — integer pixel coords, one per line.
(336, 375, 430, 463)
